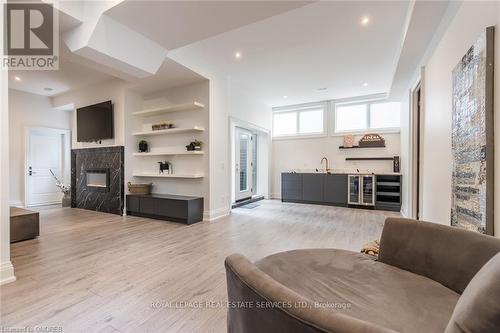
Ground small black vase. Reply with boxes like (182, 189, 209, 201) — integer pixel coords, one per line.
(139, 142, 148, 153)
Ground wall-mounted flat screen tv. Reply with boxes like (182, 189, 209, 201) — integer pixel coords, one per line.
(77, 100, 114, 142)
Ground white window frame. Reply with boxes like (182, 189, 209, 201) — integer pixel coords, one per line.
(331, 100, 400, 136)
(272, 102, 327, 140)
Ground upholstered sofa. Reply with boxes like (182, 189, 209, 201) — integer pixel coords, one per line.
(225, 218, 500, 333)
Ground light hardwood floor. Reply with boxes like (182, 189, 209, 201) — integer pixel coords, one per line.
(1, 200, 399, 333)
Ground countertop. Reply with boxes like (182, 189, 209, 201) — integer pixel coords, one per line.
(282, 169, 402, 176)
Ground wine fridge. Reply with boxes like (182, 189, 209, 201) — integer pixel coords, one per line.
(348, 175, 375, 206)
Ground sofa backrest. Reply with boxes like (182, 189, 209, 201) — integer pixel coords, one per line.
(445, 252, 500, 333)
(378, 218, 500, 294)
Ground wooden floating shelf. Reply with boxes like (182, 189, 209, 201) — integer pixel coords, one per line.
(132, 126, 205, 136)
(339, 146, 386, 149)
(133, 173, 204, 179)
(133, 101, 204, 116)
(345, 157, 394, 161)
(133, 151, 204, 156)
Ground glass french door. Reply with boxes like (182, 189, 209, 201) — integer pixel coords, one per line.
(235, 127, 253, 201)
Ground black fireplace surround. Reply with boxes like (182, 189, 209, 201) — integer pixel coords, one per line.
(71, 146, 124, 215)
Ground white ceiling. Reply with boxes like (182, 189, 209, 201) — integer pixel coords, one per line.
(8, 50, 112, 97)
(168, 1, 411, 107)
(105, 1, 312, 50)
(9, 0, 452, 106)
(126, 58, 207, 95)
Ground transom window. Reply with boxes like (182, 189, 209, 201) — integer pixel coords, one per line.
(334, 101, 400, 133)
(273, 104, 325, 138)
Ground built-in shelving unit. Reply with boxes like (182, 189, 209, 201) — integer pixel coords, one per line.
(132, 126, 205, 137)
(131, 99, 206, 182)
(133, 101, 205, 116)
(133, 151, 204, 157)
(133, 173, 204, 179)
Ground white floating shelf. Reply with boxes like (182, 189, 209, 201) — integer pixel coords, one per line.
(133, 173, 204, 179)
(132, 126, 205, 136)
(133, 151, 204, 156)
(133, 101, 204, 116)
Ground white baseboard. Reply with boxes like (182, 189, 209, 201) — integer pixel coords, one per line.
(0, 261, 16, 285)
(9, 200, 23, 207)
(270, 193, 281, 200)
(203, 207, 231, 221)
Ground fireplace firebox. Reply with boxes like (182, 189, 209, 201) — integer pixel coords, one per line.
(85, 168, 110, 192)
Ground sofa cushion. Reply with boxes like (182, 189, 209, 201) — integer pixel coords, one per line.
(445, 252, 500, 333)
(256, 249, 459, 333)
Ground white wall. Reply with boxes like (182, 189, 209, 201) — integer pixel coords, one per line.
(423, 1, 498, 228)
(228, 80, 272, 130)
(52, 78, 126, 149)
(271, 133, 400, 198)
(400, 1, 500, 236)
(9, 89, 72, 206)
(1, 58, 15, 285)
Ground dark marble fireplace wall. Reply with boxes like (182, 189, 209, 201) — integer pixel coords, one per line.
(71, 146, 124, 215)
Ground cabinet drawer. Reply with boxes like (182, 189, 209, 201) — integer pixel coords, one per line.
(139, 197, 188, 219)
(302, 174, 324, 202)
(323, 174, 347, 204)
(126, 196, 140, 212)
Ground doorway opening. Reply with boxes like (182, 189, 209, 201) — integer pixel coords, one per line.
(24, 127, 71, 207)
(230, 119, 270, 207)
(410, 80, 423, 219)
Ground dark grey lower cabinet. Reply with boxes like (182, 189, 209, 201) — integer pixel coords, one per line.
(126, 194, 203, 225)
(302, 174, 325, 202)
(281, 173, 303, 201)
(323, 174, 348, 206)
(282, 173, 347, 207)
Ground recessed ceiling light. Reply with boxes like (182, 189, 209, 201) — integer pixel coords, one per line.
(14, 76, 21, 81)
(363, 82, 369, 87)
(361, 16, 370, 26)
(283, 95, 288, 99)
(44, 87, 53, 92)
(235, 52, 242, 59)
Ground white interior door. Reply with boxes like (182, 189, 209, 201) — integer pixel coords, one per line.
(235, 127, 253, 201)
(26, 129, 65, 206)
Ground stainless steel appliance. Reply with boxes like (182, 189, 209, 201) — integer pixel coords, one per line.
(348, 174, 375, 206)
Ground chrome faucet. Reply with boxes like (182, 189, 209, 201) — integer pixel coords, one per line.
(321, 157, 330, 173)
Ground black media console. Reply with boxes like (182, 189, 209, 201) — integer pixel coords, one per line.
(126, 194, 204, 225)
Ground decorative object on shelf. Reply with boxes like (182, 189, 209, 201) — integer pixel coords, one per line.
(152, 122, 174, 131)
(451, 26, 494, 235)
(358, 133, 386, 147)
(138, 140, 149, 153)
(127, 182, 152, 195)
(49, 169, 71, 207)
(158, 161, 172, 174)
(186, 139, 203, 151)
(343, 135, 354, 148)
(393, 156, 400, 173)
